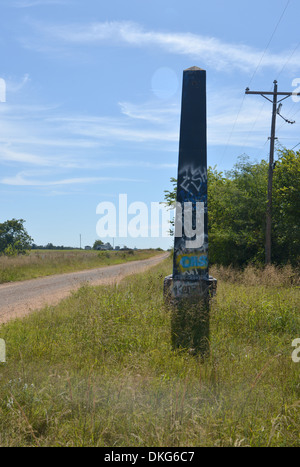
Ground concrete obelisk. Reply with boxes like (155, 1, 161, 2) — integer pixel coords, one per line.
(164, 67, 217, 356)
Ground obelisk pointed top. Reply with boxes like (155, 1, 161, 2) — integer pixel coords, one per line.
(184, 66, 204, 71)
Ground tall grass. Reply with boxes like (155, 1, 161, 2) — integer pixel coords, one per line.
(0, 249, 162, 284)
(0, 258, 299, 446)
(210, 263, 299, 287)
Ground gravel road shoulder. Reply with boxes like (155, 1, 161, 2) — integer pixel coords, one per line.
(0, 252, 169, 324)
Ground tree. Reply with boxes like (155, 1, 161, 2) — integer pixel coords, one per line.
(0, 219, 33, 255)
(93, 239, 104, 250)
(213, 157, 268, 265)
(164, 158, 268, 266)
(162, 177, 178, 236)
(272, 148, 300, 265)
(164, 151, 300, 266)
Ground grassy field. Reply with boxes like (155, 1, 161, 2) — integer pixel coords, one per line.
(0, 248, 163, 284)
(0, 257, 299, 447)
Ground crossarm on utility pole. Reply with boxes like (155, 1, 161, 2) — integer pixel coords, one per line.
(245, 90, 294, 96)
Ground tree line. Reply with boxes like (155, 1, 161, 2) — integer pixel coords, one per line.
(0, 219, 33, 256)
(164, 147, 300, 267)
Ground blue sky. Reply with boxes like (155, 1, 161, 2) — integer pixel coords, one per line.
(0, 0, 299, 249)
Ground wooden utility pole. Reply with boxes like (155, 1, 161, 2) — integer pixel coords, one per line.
(245, 81, 299, 265)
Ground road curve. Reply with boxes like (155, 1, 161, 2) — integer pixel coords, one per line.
(0, 252, 169, 324)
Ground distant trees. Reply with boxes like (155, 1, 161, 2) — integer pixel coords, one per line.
(31, 244, 75, 250)
(93, 240, 104, 250)
(93, 240, 114, 250)
(164, 148, 300, 267)
(272, 148, 300, 265)
(0, 219, 33, 256)
(207, 156, 268, 266)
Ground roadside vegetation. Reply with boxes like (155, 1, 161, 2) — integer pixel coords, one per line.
(0, 256, 299, 447)
(0, 147, 298, 446)
(0, 249, 163, 284)
(0, 219, 33, 257)
(164, 148, 300, 266)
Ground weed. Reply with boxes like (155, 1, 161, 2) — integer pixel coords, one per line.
(0, 249, 161, 284)
(0, 258, 299, 446)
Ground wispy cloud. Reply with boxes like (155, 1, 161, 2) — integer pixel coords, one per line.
(0, 148, 52, 166)
(12, 0, 68, 7)
(0, 81, 297, 193)
(1, 171, 145, 186)
(5, 74, 30, 94)
(46, 114, 178, 144)
(119, 101, 179, 124)
(0, 91, 296, 175)
(27, 20, 300, 73)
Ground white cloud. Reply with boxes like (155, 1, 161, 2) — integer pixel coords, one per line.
(5, 74, 30, 94)
(0, 86, 296, 187)
(1, 171, 145, 186)
(119, 101, 179, 124)
(0, 148, 52, 165)
(48, 114, 178, 144)
(12, 0, 68, 7)
(33, 20, 300, 73)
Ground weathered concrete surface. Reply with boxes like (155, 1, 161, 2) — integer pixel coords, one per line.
(164, 66, 217, 356)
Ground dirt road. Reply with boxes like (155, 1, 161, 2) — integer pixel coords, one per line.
(0, 252, 169, 324)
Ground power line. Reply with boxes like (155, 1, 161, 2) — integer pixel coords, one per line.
(248, 0, 291, 87)
(291, 142, 300, 150)
(220, 0, 291, 163)
(276, 40, 300, 81)
(277, 103, 295, 124)
(241, 0, 291, 149)
(221, 94, 246, 159)
(276, 101, 300, 131)
(289, 105, 300, 119)
(241, 98, 269, 153)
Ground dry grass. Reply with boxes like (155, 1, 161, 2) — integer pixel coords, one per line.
(210, 263, 299, 287)
(0, 258, 299, 446)
(0, 249, 162, 284)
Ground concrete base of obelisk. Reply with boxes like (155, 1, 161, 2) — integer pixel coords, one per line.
(163, 275, 217, 357)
